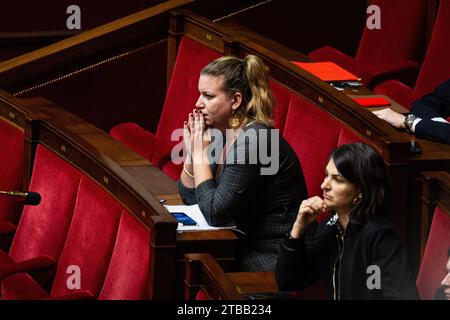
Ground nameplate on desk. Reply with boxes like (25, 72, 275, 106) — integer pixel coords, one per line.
(165, 204, 237, 231)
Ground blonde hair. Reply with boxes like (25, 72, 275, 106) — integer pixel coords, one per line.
(200, 55, 274, 127)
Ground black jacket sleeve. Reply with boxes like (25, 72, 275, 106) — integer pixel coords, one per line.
(275, 223, 321, 291)
(410, 79, 450, 144)
(370, 226, 419, 300)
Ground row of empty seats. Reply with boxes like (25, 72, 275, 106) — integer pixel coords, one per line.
(310, 0, 450, 109)
(0, 145, 151, 299)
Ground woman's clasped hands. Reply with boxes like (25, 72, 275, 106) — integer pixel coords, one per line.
(183, 109, 212, 165)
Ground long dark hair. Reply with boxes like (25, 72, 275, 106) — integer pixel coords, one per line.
(330, 142, 391, 223)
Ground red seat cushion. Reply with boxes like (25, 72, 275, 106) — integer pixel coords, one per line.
(283, 94, 342, 197)
(416, 206, 450, 300)
(161, 161, 183, 181)
(50, 175, 123, 298)
(1, 273, 49, 300)
(270, 79, 292, 133)
(195, 289, 209, 300)
(110, 122, 173, 168)
(99, 210, 151, 300)
(374, 80, 417, 109)
(337, 127, 364, 146)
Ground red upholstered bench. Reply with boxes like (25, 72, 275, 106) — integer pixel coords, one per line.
(2, 175, 124, 299)
(2, 153, 156, 300)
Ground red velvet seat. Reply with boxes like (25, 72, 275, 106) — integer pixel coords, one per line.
(0, 119, 24, 245)
(1, 175, 123, 299)
(111, 36, 221, 179)
(98, 210, 151, 300)
(0, 145, 82, 291)
(309, 0, 427, 87)
(337, 127, 363, 146)
(374, 0, 450, 109)
(416, 206, 450, 300)
(283, 95, 362, 225)
(270, 79, 292, 133)
(283, 94, 342, 198)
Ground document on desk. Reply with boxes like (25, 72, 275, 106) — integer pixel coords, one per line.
(165, 204, 237, 231)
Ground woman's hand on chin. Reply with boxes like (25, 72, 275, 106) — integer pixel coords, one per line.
(290, 196, 328, 238)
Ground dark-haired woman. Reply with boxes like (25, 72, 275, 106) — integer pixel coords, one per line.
(276, 143, 418, 299)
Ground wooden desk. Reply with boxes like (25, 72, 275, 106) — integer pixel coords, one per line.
(157, 193, 239, 298)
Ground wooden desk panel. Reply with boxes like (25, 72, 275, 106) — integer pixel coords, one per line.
(228, 272, 277, 297)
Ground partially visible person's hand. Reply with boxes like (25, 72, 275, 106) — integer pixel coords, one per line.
(290, 196, 327, 238)
(372, 108, 406, 129)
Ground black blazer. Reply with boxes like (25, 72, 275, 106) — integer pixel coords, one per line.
(276, 215, 419, 300)
(410, 78, 450, 144)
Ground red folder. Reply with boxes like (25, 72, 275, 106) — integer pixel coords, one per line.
(352, 97, 391, 107)
(291, 61, 360, 81)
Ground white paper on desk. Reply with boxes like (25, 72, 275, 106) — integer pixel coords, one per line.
(164, 204, 237, 231)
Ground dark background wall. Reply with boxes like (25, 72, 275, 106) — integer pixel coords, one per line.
(0, 0, 368, 133)
(0, 0, 165, 31)
(225, 0, 367, 57)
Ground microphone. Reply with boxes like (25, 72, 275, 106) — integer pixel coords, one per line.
(0, 191, 41, 206)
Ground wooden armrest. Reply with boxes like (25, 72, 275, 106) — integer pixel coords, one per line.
(184, 253, 242, 300)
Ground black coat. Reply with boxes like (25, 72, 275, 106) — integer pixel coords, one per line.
(411, 78, 450, 144)
(276, 215, 419, 300)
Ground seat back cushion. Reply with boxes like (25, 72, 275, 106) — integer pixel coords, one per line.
(283, 94, 342, 197)
(156, 36, 221, 143)
(414, 0, 450, 97)
(416, 206, 450, 300)
(99, 210, 151, 300)
(337, 127, 364, 146)
(50, 175, 122, 297)
(270, 79, 292, 133)
(9, 145, 82, 263)
(356, 0, 427, 67)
